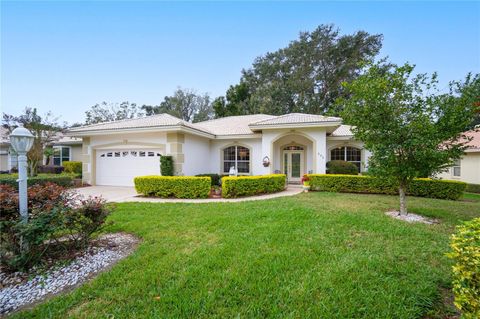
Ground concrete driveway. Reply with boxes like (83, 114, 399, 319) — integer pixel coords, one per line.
(74, 185, 303, 203)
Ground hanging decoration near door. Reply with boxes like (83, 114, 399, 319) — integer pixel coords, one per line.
(262, 156, 270, 167)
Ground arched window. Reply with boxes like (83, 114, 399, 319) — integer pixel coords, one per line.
(330, 146, 361, 171)
(223, 146, 250, 174)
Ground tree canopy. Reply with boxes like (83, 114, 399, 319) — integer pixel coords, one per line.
(214, 24, 383, 118)
(142, 88, 213, 123)
(85, 101, 144, 125)
(339, 63, 478, 215)
(2, 107, 65, 176)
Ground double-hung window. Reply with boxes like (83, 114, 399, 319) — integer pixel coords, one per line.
(452, 159, 461, 177)
(53, 146, 71, 166)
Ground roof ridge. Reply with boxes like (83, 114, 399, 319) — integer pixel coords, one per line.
(195, 113, 274, 125)
(69, 113, 183, 131)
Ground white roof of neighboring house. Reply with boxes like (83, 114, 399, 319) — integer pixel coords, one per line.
(67, 112, 346, 138)
(194, 114, 275, 136)
(0, 126, 81, 146)
(330, 125, 353, 137)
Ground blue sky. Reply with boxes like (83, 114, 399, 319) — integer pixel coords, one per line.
(1, 1, 479, 124)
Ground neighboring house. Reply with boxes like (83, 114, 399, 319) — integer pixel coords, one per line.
(437, 129, 480, 185)
(67, 113, 372, 186)
(0, 127, 83, 171)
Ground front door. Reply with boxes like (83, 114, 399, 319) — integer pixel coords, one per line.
(283, 151, 304, 183)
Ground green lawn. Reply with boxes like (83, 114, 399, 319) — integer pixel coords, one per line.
(12, 192, 480, 318)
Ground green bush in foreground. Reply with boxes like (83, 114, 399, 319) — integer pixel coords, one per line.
(0, 174, 73, 189)
(448, 218, 480, 319)
(307, 174, 466, 200)
(222, 174, 286, 198)
(62, 161, 82, 177)
(134, 176, 211, 199)
(466, 183, 480, 194)
(326, 160, 359, 175)
(160, 156, 174, 176)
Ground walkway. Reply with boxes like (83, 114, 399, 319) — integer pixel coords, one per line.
(74, 185, 303, 203)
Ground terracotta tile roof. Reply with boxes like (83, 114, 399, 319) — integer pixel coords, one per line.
(464, 129, 480, 151)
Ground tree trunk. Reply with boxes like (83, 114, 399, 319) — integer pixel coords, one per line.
(399, 184, 407, 216)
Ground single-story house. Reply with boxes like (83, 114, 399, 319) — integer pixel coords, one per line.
(67, 113, 371, 186)
(0, 127, 83, 171)
(437, 129, 480, 185)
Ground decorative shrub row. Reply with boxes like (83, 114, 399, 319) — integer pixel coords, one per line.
(134, 176, 211, 199)
(222, 174, 286, 198)
(38, 165, 64, 174)
(0, 174, 73, 189)
(448, 218, 480, 318)
(195, 173, 221, 186)
(63, 161, 82, 177)
(306, 174, 466, 200)
(466, 183, 480, 194)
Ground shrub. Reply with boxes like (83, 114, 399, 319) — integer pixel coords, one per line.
(448, 218, 480, 319)
(222, 174, 286, 198)
(196, 173, 221, 186)
(38, 165, 64, 174)
(0, 183, 111, 271)
(0, 173, 73, 189)
(63, 161, 82, 177)
(466, 183, 480, 194)
(326, 160, 359, 175)
(307, 174, 466, 200)
(134, 176, 211, 199)
(160, 156, 174, 176)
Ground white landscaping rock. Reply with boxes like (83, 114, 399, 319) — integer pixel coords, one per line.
(0, 233, 139, 315)
(385, 211, 438, 224)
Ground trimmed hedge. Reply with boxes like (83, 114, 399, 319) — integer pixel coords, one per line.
(326, 160, 358, 175)
(195, 174, 221, 186)
(222, 174, 286, 198)
(448, 218, 480, 318)
(466, 183, 480, 194)
(0, 174, 73, 189)
(62, 161, 82, 176)
(38, 165, 64, 174)
(134, 176, 211, 199)
(306, 174, 466, 200)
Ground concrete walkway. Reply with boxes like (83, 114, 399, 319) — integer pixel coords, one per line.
(74, 185, 303, 203)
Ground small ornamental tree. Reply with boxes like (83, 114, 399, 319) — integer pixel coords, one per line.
(339, 63, 478, 215)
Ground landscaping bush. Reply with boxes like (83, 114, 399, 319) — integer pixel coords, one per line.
(0, 183, 111, 271)
(307, 174, 466, 200)
(326, 160, 359, 175)
(37, 165, 64, 174)
(448, 218, 480, 319)
(466, 183, 480, 194)
(62, 161, 82, 177)
(134, 176, 211, 199)
(0, 173, 73, 189)
(160, 156, 174, 176)
(222, 174, 286, 198)
(195, 173, 221, 186)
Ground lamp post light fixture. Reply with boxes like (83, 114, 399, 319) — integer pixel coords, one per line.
(9, 124, 34, 223)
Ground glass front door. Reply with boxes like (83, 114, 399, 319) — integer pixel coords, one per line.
(283, 151, 304, 183)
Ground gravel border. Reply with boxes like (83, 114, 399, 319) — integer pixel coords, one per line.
(386, 211, 438, 224)
(0, 233, 139, 315)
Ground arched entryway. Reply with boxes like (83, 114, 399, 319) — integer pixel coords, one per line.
(272, 133, 314, 183)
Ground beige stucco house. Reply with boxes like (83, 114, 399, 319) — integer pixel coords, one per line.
(0, 127, 83, 172)
(437, 129, 480, 185)
(67, 113, 371, 186)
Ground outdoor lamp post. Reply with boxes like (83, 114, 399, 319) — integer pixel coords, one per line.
(9, 124, 34, 223)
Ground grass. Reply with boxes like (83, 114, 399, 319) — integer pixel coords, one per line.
(11, 192, 480, 318)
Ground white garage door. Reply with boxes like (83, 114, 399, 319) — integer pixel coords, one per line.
(96, 149, 162, 186)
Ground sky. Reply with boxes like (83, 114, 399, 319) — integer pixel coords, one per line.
(1, 1, 479, 124)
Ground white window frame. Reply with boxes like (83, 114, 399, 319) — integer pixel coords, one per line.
(53, 146, 71, 166)
(222, 145, 251, 175)
(452, 159, 461, 177)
